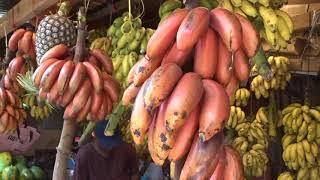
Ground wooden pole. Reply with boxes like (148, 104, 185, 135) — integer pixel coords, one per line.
(53, 120, 77, 180)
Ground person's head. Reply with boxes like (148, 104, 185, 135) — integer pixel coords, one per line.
(93, 120, 123, 149)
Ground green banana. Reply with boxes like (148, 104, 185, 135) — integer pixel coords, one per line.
(240, 0, 258, 18)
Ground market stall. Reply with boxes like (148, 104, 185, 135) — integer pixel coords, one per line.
(0, 0, 319, 179)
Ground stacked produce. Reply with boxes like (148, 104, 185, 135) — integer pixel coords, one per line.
(0, 152, 46, 180)
(106, 13, 155, 88)
(280, 104, 320, 179)
(32, 8, 119, 122)
(234, 88, 251, 107)
(251, 56, 291, 99)
(120, 5, 265, 178)
(229, 107, 269, 177)
(220, 0, 293, 50)
(35, 1, 76, 65)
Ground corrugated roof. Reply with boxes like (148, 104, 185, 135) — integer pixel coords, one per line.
(0, 0, 20, 17)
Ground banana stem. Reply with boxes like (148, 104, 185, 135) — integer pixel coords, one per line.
(78, 121, 96, 146)
(73, 7, 87, 63)
(252, 46, 273, 81)
(53, 7, 87, 180)
(105, 103, 126, 136)
(268, 91, 277, 137)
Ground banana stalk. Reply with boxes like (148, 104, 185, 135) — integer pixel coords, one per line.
(53, 7, 86, 180)
(105, 103, 127, 136)
(252, 46, 273, 81)
(78, 121, 97, 146)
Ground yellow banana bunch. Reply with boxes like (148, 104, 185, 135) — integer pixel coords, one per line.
(220, 0, 294, 50)
(22, 94, 53, 121)
(281, 103, 320, 174)
(281, 103, 320, 143)
(242, 146, 269, 177)
(235, 88, 250, 107)
(277, 171, 295, 180)
(251, 56, 290, 99)
(90, 37, 111, 55)
(227, 106, 246, 129)
(230, 108, 270, 177)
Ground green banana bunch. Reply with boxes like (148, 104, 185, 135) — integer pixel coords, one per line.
(219, 0, 294, 50)
(90, 37, 111, 55)
(227, 106, 246, 129)
(251, 56, 291, 99)
(234, 88, 251, 107)
(112, 52, 140, 88)
(106, 12, 155, 88)
(159, 0, 183, 21)
(277, 171, 295, 180)
(158, 0, 218, 22)
(22, 94, 53, 121)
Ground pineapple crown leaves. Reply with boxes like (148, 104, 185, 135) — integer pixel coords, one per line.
(17, 71, 55, 110)
(16, 71, 38, 95)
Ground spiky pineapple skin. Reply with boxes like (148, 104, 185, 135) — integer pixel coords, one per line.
(36, 14, 76, 64)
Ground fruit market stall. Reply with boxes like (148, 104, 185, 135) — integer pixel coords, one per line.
(0, 0, 319, 180)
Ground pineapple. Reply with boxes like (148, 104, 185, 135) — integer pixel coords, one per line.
(35, 1, 76, 65)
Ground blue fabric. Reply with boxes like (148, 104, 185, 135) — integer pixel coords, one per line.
(94, 120, 123, 149)
(141, 163, 163, 180)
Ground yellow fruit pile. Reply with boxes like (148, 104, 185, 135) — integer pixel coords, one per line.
(280, 103, 320, 179)
(230, 107, 269, 177)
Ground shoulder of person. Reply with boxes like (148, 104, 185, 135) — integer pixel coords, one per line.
(77, 142, 95, 157)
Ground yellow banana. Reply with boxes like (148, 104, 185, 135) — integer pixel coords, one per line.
(277, 15, 291, 41)
(259, 6, 278, 32)
(275, 10, 293, 34)
(310, 109, 320, 122)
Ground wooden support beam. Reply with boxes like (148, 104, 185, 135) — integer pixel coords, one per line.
(0, 0, 82, 39)
(288, 0, 320, 5)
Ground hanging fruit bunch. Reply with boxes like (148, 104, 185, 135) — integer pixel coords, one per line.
(251, 56, 291, 99)
(280, 103, 320, 179)
(229, 107, 269, 177)
(32, 7, 119, 122)
(105, 12, 155, 88)
(120, 4, 264, 178)
(90, 37, 111, 55)
(0, 25, 37, 133)
(234, 88, 251, 107)
(0, 87, 27, 133)
(35, 1, 76, 65)
(219, 0, 293, 50)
